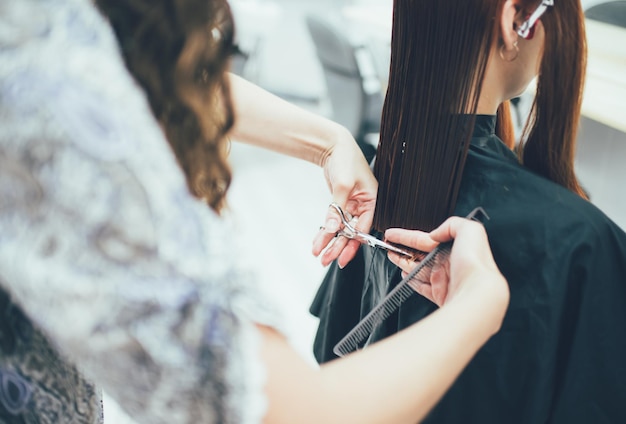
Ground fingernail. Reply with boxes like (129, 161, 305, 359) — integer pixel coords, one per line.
(325, 218, 339, 233)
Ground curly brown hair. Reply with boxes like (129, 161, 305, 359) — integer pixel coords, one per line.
(95, 0, 235, 212)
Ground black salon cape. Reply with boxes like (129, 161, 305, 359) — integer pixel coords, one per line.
(311, 115, 626, 423)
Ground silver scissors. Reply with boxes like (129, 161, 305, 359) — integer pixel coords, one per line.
(329, 203, 421, 259)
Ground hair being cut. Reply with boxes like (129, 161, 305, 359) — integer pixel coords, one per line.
(95, 0, 235, 213)
(373, 0, 587, 233)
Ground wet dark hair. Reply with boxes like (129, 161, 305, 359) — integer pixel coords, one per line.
(373, 0, 587, 232)
(95, 0, 236, 212)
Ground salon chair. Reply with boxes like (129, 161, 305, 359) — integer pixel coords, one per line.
(305, 14, 384, 164)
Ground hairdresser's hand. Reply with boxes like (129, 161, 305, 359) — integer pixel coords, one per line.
(312, 132, 378, 268)
(385, 217, 509, 325)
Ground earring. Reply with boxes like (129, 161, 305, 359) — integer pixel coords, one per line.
(499, 41, 519, 62)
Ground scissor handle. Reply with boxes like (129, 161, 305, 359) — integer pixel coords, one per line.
(329, 202, 356, 230)
(329, 203, 421, 259)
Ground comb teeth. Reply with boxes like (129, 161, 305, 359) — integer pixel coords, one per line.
(333, 243, 451, 357)
(332, 206, 489, 358)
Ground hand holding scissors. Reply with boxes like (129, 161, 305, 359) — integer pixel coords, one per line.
(327, 203, 424, 261)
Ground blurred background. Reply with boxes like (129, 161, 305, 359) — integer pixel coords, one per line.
(105, 1, 625, 421)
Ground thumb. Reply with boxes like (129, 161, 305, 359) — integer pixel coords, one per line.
(326, 190, 350, 233)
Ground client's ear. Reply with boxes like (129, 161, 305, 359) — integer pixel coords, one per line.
(500, 0, 520, 51)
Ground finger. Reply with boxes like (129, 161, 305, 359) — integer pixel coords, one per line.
(312, 206, 345, 257)
(337, 239, 361, 268)
(384, 228, 439, 252)
(351, 206, 374, 236)
(429, 216, 485, 244)
(387, 251, 417, 275)
(320, 234, 350, 267)
(407, 275, 430, 289)
(430, 265, 449, 307)
(328, 185, 358, 233)
(334, 204, 375, 267)
(332, 203, 375, 267)
(323, 207, 342, 234)
(412, 281, 435, 304)
(429, 217, 494, 268)
(312, 228, 338, 257)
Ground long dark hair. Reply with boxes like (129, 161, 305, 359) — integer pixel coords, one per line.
(519, 0, 587, 198)
(373, 0, 587, 233)
(95, 0, 235, 213)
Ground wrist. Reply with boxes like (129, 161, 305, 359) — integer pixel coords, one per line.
(317, 124, 355, 168)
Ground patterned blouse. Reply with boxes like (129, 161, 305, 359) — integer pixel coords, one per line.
(0, 0, 282, 422)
